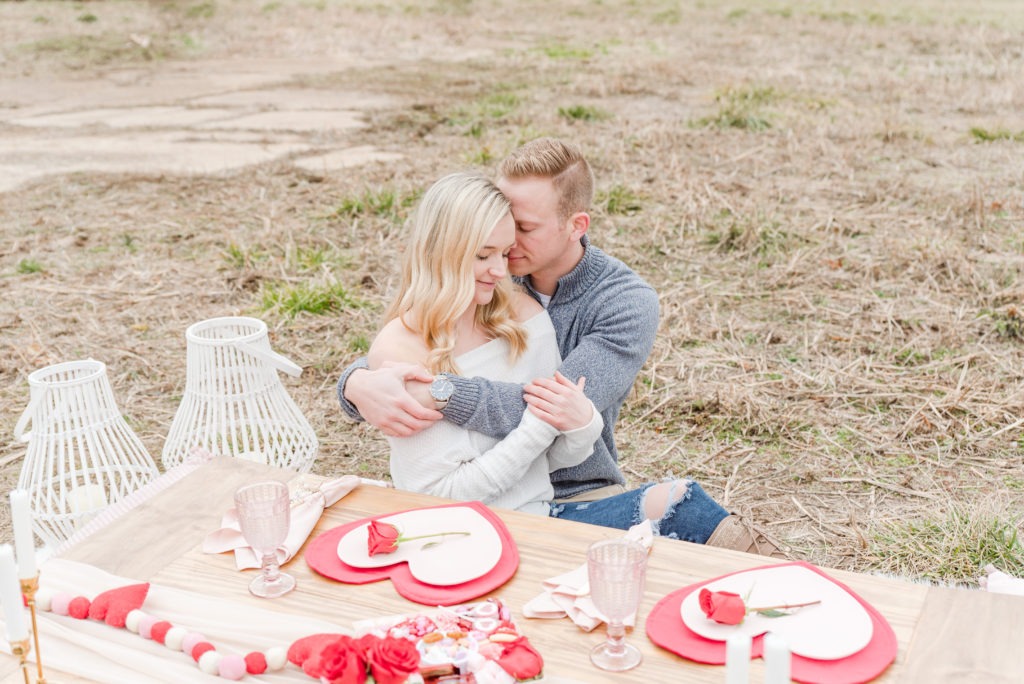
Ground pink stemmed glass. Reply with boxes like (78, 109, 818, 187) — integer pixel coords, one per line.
(234, 481, 296, 598)
(587, 538, 648, 671)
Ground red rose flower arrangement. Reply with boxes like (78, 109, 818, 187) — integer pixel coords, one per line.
(290, 633, 420, 684)
(366, 520, 469, 556)
(698, 588, 821, 625)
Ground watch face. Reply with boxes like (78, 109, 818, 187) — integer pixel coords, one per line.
(430, 376, 454, 401)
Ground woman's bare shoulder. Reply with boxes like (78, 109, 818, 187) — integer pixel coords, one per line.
(368, 318, 427, 369)
(511, 290, 543, 321)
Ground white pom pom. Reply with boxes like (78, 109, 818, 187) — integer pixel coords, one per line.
(125, 610, 146, 633)
(265, 646, 288, 671)
(164, 626, 188, 651)
(198, 650, 223, 676)
(34, 588, 55, 612)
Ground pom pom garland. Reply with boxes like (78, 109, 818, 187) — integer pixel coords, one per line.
(244, 651, 268, 675)
(151, 621, 173, 644)
(34, 585, 294, 680)
(68, 596, 91, 620)
(50, 592, 72, 616)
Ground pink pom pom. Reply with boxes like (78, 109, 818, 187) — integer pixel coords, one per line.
(218, 654, 246, 680)
(181, 632, 207, 656)
(245, 652, 268, 675)
(68, 597, 91, 619)
(151, 621, 173, 644)
(138, 615, 159, 639)
(50, 592, 73, 616)
(192, 642, 215, 662)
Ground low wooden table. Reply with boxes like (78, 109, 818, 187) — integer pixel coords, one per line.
(3, 458, 1022, 682)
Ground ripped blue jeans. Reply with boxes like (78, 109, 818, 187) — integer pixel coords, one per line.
(548, 481, 729, 544)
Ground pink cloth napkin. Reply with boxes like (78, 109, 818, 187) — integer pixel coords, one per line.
(203, 475, 360, 570)
(522, 520, 653, 631)
(980, 564, 1024, 596)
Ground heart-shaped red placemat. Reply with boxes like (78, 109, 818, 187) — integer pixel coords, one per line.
(305, 501, 518, 606)
(645, 561, 897, 684)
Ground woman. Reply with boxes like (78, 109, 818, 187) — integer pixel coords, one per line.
(369, 172, 600, 515)
(368, 172, 734, 545)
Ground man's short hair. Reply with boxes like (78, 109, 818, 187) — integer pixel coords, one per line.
(499, 137, 594, 221)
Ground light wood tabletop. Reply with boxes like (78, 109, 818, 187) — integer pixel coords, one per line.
(3, 457, 1023, 683)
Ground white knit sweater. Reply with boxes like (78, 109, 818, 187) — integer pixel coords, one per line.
(387, 312, 604, 516)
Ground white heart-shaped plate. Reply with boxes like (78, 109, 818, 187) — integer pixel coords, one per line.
(336, 506, 502, 586)
(680, 565, 874, 660)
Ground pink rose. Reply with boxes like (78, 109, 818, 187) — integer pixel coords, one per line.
(365, 636, 420, 684)
(698, 588, 747, 625)
(367, 520, 400, 556)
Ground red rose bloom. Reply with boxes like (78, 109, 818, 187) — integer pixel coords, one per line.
(494, 637, 544, 679)
(299, 635, 367, 684)
(365, 636, 420, 684)
(367, 520, 401, 556)
(698, 588, 747, 625)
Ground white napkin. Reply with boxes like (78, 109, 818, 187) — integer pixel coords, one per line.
(979, 564, 1024, 596)
(203, 475, 360, 570)
(522, 520, 653, 631)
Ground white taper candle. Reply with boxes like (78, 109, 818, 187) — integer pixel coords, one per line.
(725, 632, 751, 684)
(9, 490, 36, 580)
(0, 545, 28, 642)
(764, 632, 792, 683)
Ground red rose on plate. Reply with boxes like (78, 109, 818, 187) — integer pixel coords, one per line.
(367, 520, 401, 556)
(297, 635, 367, 684)
(365, 636, 420, 684)
(494, 636, 544, 679)
(698, 588, 747, 625)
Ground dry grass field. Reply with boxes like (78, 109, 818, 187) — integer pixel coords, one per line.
(1, 0, 1022, 584)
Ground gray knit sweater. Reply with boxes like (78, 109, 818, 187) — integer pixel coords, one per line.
(336, 236, 660, 499)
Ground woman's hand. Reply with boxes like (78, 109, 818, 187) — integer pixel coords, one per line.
(524, 372, 594, 431)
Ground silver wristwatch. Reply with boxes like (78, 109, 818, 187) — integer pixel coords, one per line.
(429, 374, 454, 410)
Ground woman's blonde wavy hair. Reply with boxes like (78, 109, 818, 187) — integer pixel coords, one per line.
(384, 172, 527, 374)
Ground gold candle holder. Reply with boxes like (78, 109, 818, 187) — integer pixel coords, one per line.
(19, 576, 46, 684)
(8, 637, 31, 684)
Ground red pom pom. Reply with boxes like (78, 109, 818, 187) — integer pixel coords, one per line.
(150, 621, 173, 644)
(245, 652, 268, 674)
(191, 642, 215, 662)
(68, 597, 91, 619)
(88, 583, 150, 627)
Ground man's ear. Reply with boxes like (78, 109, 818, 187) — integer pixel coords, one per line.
(568, 211, 590, 240)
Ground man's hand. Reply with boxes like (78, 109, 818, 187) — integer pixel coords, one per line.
(345, 363, 442, 437)
(524, 372, 593, 431)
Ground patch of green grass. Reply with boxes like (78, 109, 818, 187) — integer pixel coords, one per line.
(222, 243, 270, 269)
(697, 85, 780, 131)
(77, 13, 98, 23)
(261, 281, 360, 318)
(350, 335, 370, 354)
(983, 307, 1024, 340)
(16, 259, 43, 275)
(186, 2, 216, 19)
(558, 105, 611, 122)
(869, 506, 1024, 584)
(467, 146, 496, 165)
(332, 186, 418, 221)
(291, 245, 350, 274)
(598, 185, 642, 214)
(21, 33, 160, 65)
(262, 2, 282, 12)
(541, 43, 593, 60)
(970, 126, 1024, 142)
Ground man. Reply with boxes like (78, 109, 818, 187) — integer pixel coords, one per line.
(337, 138, 782, 556)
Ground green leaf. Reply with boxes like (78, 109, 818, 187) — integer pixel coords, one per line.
(756, 609, 790, 618)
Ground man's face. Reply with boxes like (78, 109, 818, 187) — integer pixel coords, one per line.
(497, 175, 573, 280)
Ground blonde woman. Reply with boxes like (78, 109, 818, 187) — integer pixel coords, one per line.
(368, 172, 603, 515)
